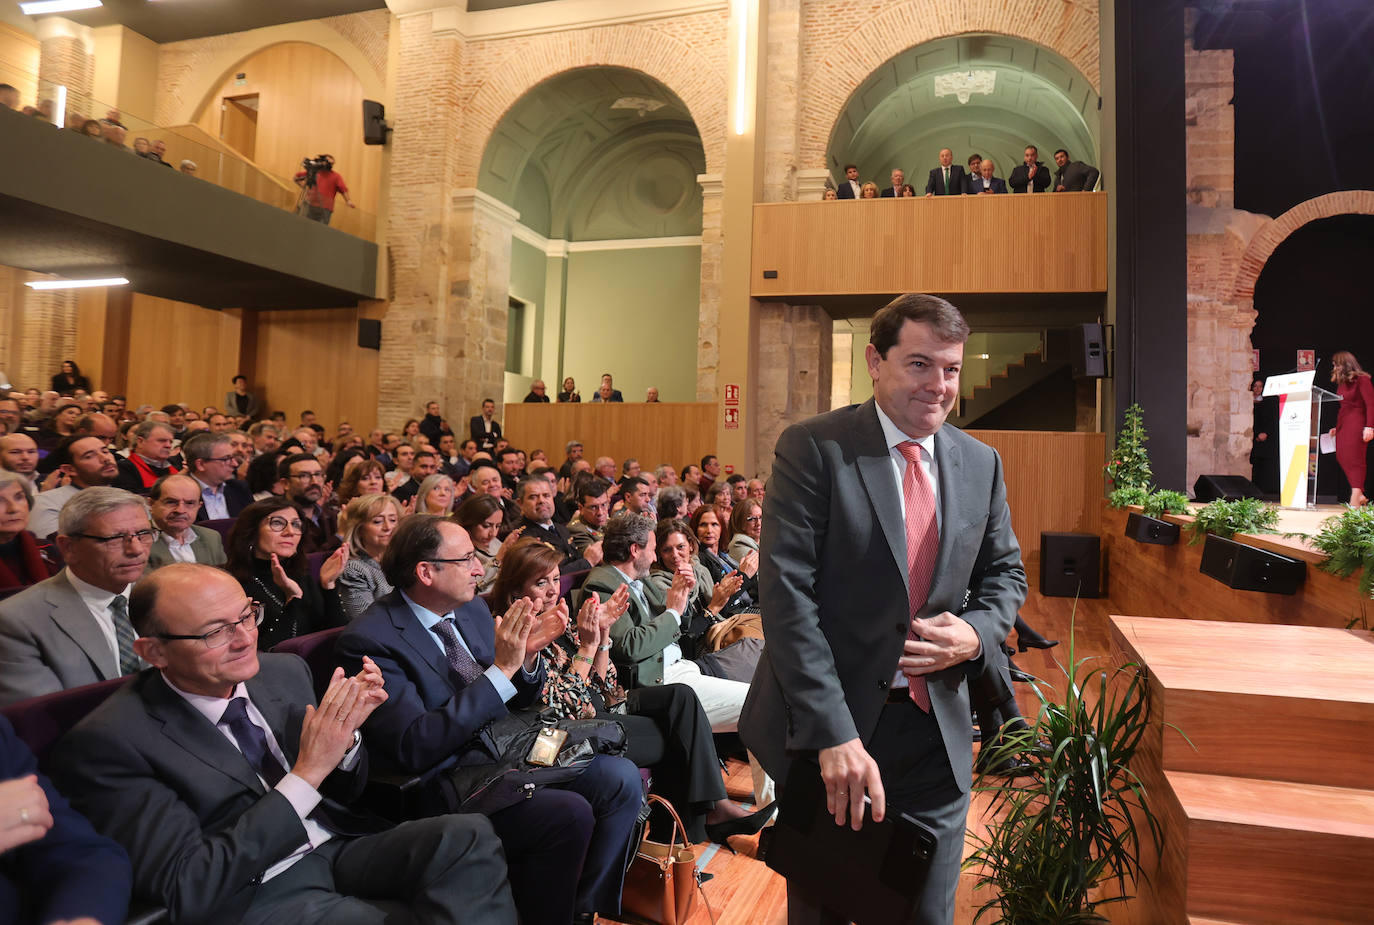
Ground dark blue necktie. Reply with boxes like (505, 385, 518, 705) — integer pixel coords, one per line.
(220, 697, 288, 787)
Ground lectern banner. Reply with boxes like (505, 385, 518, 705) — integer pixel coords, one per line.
(1265, 371, 1315, 507)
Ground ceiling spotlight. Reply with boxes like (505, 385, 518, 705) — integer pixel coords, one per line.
(25, 277, 128, 290)
(19, 0, 103, 14)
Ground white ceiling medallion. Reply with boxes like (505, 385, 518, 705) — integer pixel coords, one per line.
(933, 70, 996, 105)
(611, 97, 667, 117)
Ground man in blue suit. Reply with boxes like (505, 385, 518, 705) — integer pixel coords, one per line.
(0, 713, 132, 925)
(335, 515, 643, 925)
(968, 157, 1007, 194)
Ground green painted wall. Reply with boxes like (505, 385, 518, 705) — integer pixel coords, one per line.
(561, 246, 700, 403)
(510, 238, 546, 311)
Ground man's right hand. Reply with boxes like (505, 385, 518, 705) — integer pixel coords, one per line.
(293, 670, 381, 788)
(493, 598, 536, 677)
(583, 539, 604, 566)
(818, 738, 885, 831)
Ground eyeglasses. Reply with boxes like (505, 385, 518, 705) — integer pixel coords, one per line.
(74, 529, 159, 547)
(265, 516, 304, 533)
(206, 455, 237, 464)
(744, 515, 763, 524)
(427, 553, 479, 568)
(156, 602, 264, 649)
(289, 471, 325, 482)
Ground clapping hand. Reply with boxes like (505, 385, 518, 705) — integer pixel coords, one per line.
(294, 668, 387, 788)
(665, 570, 692, 615)
(528, 599, 569, 654)
(598, 583, 630, 631)
(269, 553, 303, 602)
(493, 598, 537, 676)
(319, 544, 350, 589)
(709, 571, 744, 613)
(738, 550, 759, 578)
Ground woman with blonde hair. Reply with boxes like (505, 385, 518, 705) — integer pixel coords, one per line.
(336, 492, 404, 619)
(1329, 350, 1374, 506)
(860, 181, 879, 199)
(413, 473, 456, 515)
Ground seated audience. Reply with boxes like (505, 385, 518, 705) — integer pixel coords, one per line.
(1009, 144, 1051, 193)
(726, 473, 748, 502)
(705, 480, 733, 522)
(50, 360, 90, 396)
(726, 497, 763, 563)
(1053, 148, 1101, 191)
(113, 421, 179, 495)
(146, 474, 227, 569)
(336, 456, 386, 507)
(926, 148, 966, 196)
(34, 400, 80, 452)
(835, 163, 862, 199)
(655, 463, 678, 487)
(823, 188, 838, 200)
(656, 484, 687, 521)
(455, 493, 510, 592)
(182, 431, 253, 521)
(414, 472, 456, 516)
(224, 499, 348, 650)
(590, 374, 623, 403)
(523, 380, 550, 403)
(557, 377, 581, 403)
(178, 159, 197, 175)
(0, 471, 59, 590)
(970, 157, 1007, 194)
(747, 478, 765, 501)
(514, 475, 601, 572)
(0, 712, 132, 924)
(279, 452, 337, 551)
(691, 505, 758, 608)
(558, 440, 585, 479)
(618, 476, 654, 517)
(860, 181, 878, 199)
(492, 537, 770, 844)
(900, 184, 917, 197)
(0, 487, 152, 705)
(335, 515, 644, 925)
(52, 562, 516, 924)
(567, 476, 612, 555)
(648, 518, 743, 630)
(467, 461, 518, 533)
(879, 167, 906, 197)
(336, 492, 404, 620)
(385, 443, 417, 496)
(0, 433, 39, 490)
(27, 433, 119, 539)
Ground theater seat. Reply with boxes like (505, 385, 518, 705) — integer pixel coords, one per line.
(198, 518, 236, 543)
(559, 568, 591, 599)
(0, 676, 127, 768)
(270, 626, 345, 700)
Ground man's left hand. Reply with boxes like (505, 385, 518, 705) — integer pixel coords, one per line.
(899, 612, 982, 676)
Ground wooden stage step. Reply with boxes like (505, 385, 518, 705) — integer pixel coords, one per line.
(1111, 616, 1374, 789)
(1168, 771, 1374, 924)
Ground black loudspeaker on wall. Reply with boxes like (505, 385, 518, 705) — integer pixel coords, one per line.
(357, 319, 381, 350)
(1198, 535, 1305, 594)
(1192, 474, 1263, 502)
(363, 100, 390, 146)
(1071, 323, 1106, 378)
(1039, 532, 1101, 598)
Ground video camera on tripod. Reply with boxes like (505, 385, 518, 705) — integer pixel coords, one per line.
(299, 154, 334, 188)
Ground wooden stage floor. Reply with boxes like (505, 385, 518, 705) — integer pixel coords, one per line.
(601, 584, 1131, 925)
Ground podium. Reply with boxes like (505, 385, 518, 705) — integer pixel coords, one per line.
(1263, 370, 1341, 509)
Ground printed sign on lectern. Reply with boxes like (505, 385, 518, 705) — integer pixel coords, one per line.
(1264, 369, 1341, 509)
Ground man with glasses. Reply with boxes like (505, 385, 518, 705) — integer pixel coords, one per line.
(183, 432, 253, 522)
(279, 453, 335, 552)
(26, 434, 120, 539)
(337, 515, 642, 925)
(567, 477, 612, 556)
(52, 563, 518, 924)
(147, 475, 227, 569)
(0, 487, 155, 705)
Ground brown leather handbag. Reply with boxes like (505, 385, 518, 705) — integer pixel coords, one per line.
(703, 611, 764, 652)
(620, 794, 715, 925)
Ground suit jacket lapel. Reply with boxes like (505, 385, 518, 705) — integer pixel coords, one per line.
(248, 672, 302, 767)
(144, 673, 266, 795)
(388, 596, 453, 683)
(47, 573, 119, 680)
(454, 600, 495, 668)
(853, 400, 909, 587)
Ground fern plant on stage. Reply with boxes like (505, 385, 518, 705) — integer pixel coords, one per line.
(1186, 496, 1279, 545)
(1308, 507, 1374, 629)
(1104, 403, 1153, 508)
(1141, 489, 1189, 520)
(964, 617, 1168, 925)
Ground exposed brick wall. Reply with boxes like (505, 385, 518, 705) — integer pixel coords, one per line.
(321, 9, 390, 82)
(1184, 12, 1234, 209)
(455, 12, 730, 185)
(796, 0, 1101, 171)
(38, 34, 93, 119)
(14, 279, 78, 392)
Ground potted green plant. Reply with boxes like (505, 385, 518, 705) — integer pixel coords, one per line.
(964, 623, 1166, 924)
(1104, 403, 1152, 496)
(1186, 497, 1278, 545)
(1306, 506, 1374, 627)
(1124, 489, 1190, 546)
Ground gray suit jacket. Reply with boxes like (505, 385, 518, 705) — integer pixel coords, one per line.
(50, 654, 371, 925)
(739, 399, 1025, 792)
(0, 569, 124, 706)
(146, 524, 227, 570)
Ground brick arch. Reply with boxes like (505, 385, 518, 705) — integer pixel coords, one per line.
(799, 2, 1100, 171)
(1231, 190, 1374, 300)
(459, 24, 728, 184)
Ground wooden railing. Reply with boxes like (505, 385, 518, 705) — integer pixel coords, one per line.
(751, 192, 1107, 298)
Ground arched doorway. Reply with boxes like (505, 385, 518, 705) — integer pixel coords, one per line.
(478, 66, 706, 404)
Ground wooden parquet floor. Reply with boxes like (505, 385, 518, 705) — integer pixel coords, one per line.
(600, 587, 1136, 925)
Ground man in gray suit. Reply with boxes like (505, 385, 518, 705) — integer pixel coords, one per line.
(740, 293, 1026, 925)
(146, 474, 227, 569)
(0, 486, 154, 705)
(52, 563, 516, 925)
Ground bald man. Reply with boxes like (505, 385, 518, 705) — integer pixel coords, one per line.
(0, 433, 39, 488)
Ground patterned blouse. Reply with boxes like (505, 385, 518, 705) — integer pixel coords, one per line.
(537, 630, 627, 720)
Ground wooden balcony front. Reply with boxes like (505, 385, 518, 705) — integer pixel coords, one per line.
(750, 192, 1107, 300)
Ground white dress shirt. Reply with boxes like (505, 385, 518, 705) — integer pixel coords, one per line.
(163, 527, 199, 564)
(615, 565, 683, 670)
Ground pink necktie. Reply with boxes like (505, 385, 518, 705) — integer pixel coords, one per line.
(898, 441, 936, 711)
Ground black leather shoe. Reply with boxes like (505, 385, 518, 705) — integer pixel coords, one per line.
(1016, 631, 1059, 652)
(1010, 667, 1035, 683)
(974, 748, 1034, 778)
(705, 802, 777, 854)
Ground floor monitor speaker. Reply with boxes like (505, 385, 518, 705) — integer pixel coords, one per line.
(1198, 534, 1305, 594)
(1192, 474, 1263, 502)
(1039, 532, 1101, 598)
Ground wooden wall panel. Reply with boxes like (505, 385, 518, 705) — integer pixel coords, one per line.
(502, 404, 717, 474)
(966, 430, 1105, 571)
(252, 306, 380, 433)
(1101, 505, 1360, 628)
(193, 42, 381, 239)
(0, 23, 39, 107)
(123, 294, 242, 412)
(751, 193, 1108, 297)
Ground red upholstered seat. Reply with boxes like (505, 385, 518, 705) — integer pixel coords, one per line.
(270, 625, 345, 700)
(1, 676, 129, 769)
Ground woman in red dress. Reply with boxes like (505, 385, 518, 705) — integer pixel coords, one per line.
(1330, 351, 1374, 507)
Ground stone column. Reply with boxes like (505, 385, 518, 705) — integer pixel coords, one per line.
(755, 303, 832, 480)
(761, 0, 801, 203)
(795, 168, 830, 202)
(36, 18, 94, 121)
(696, 173, 723, 402)
(449, 189, 517, 417)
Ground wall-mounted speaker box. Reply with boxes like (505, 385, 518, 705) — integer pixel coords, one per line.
(1125, 512, 1180, 545)
(1198, 534, 1305, 594)
(1039, 532, 1101, 597)
(357, 318, 381, 350)
(1071, 323, 1106, 378)
(1193, 474, 1263, 502)
(363, 100, 389, 145)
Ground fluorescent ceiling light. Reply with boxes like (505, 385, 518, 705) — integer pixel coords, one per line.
(26, 277, 128, 290)
(19, 0, 102, 14)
